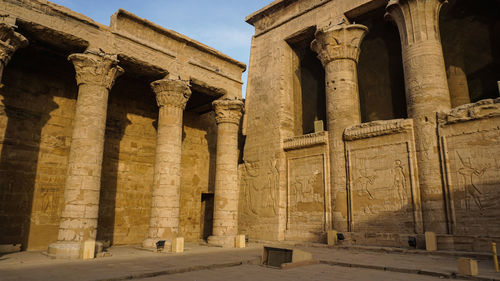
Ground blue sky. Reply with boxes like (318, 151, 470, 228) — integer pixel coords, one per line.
(49, 0, 273, 96)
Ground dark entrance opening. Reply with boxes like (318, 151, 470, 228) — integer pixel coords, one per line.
(200, 192, 214, 241)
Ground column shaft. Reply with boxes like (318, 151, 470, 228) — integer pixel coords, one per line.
(48, 50, 123, 258)
(311, 23, 367, 232)
(143, 79, 191, 249)
(208, 98, 243, 247)
(386, 0, 452, 233)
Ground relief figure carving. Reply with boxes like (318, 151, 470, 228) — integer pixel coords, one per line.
(242, 159, 278, 217)
(354, 161, 377, 199)
(392, 160, 408, 209)
(457, 152, 487, 212)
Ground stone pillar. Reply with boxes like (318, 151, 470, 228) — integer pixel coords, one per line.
(0, 23, 28, 85)
(48, 50, 123, 258)
(386, 0, 452, 233)
(311, 23, 368, 231)
(142, 78, 191, 249)
(208, 98, 244, 247)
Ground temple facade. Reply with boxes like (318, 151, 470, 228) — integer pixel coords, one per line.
(241, 0, 500, 251)
(0, 0, 499, 258)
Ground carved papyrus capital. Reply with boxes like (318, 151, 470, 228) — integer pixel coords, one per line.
(0, 23, 28, 65)
(385, 0, 446, 47)
(151, 78, 192, 109)
(68, 50, 124, 90)
(213, 98, 244, 125)
(311, 23, 368, 66)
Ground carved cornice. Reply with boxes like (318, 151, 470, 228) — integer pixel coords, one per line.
(283, 131, 328, 151)
(344, 119, 414, 141)
(212, 98, 244, 125)
(311, 23, 368, 66)
(385, 0, 446, 47)
(150, 78, 192, 109)
(0, 23, 28, 65)
(68, 50, 124, 90)
(438, 98, 500, 125)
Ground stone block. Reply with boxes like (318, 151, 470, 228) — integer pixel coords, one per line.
(0, 244, 21, 253)
(425, 231, 437, 251)
(457, 258, 478, 276)
(235, 234, 246, 248)
(80, 240, 95, 260)
(327, 230, 338, 246)
(171, 237, 184, 253)
(314, 120, 324, 133)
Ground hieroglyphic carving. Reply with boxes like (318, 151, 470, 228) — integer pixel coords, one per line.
(241, 158, 279, 218)
(456, 152, 487, 212)
(393, 160, 408, 209)
(287, 154, 326, 238)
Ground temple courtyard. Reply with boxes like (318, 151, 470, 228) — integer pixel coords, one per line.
(1, 243, 499, 281)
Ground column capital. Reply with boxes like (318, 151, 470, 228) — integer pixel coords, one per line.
(0, 23, 28, 65)
(385, 0, 447, 47)
(311, 23, 368, 66)
(151, 78, 192, 109)
(213, 98, 244, 125)
(68, 49, 124, 90)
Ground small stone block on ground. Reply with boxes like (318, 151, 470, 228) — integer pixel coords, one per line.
(80, 240, 95, 260)
(235, 235, 246, 248)
(457, 257, 478, 276)
(327, 230, 338, 246)
(172, 237, 184, 253)
(425, 232, 437, 251)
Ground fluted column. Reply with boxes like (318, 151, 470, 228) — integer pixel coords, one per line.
(143, 78, 191, 249)
(386, 0, 451, 233)
(311, 23, 368, 231)
(48, 50, 123, 258)
(208, 98, 243, 247)
(0, 23, 28, 85)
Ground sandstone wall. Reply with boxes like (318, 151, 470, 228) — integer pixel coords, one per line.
(0, 47, 76, 250)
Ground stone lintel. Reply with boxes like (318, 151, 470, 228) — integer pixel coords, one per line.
(151, 78, 192, 109)
(0, 23, 28, 65)
(343, 119, 414, 141)
(212, 98, 244, 125)
(283, 131, 328, 151)
(69, 49, 124, 90)
(437, 98, 500, 125)
(311, 23, 368, 66)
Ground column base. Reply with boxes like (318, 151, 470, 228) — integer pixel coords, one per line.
(207, 235, 235, 248)
(142, 238, 172, 251)
(47, 241, 80, 259)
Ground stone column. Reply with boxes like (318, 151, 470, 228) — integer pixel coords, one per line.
(208, 98, 244, 247)
(386, 0, 452, 233)
(0, 23, 28, 85)
(143, 78, 191, 249)
(48, 50, 123, 258)
(311, 23, 368, 231)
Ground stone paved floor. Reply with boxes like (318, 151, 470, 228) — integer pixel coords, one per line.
(0, 243, 499, 281)
(135, 264, 445, 281)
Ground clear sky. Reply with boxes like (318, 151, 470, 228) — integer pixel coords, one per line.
(49, 0, 274, 96)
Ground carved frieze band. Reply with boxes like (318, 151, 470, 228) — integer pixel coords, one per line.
(151, 78, 192, 109)
(212, 98, 244, 125)
(69, 49, 124, 90)
(0, 23, 28, 64)
(438, 98, 500, 125)
(311, 23, 368, 65)
(344, 119, 414, 141)
(283, 131, 328, 151)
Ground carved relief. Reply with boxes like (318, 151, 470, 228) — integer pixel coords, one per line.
(241, 158, 279, 218)
(456, 152, 488, 212)
(287, 154, 326, 238)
